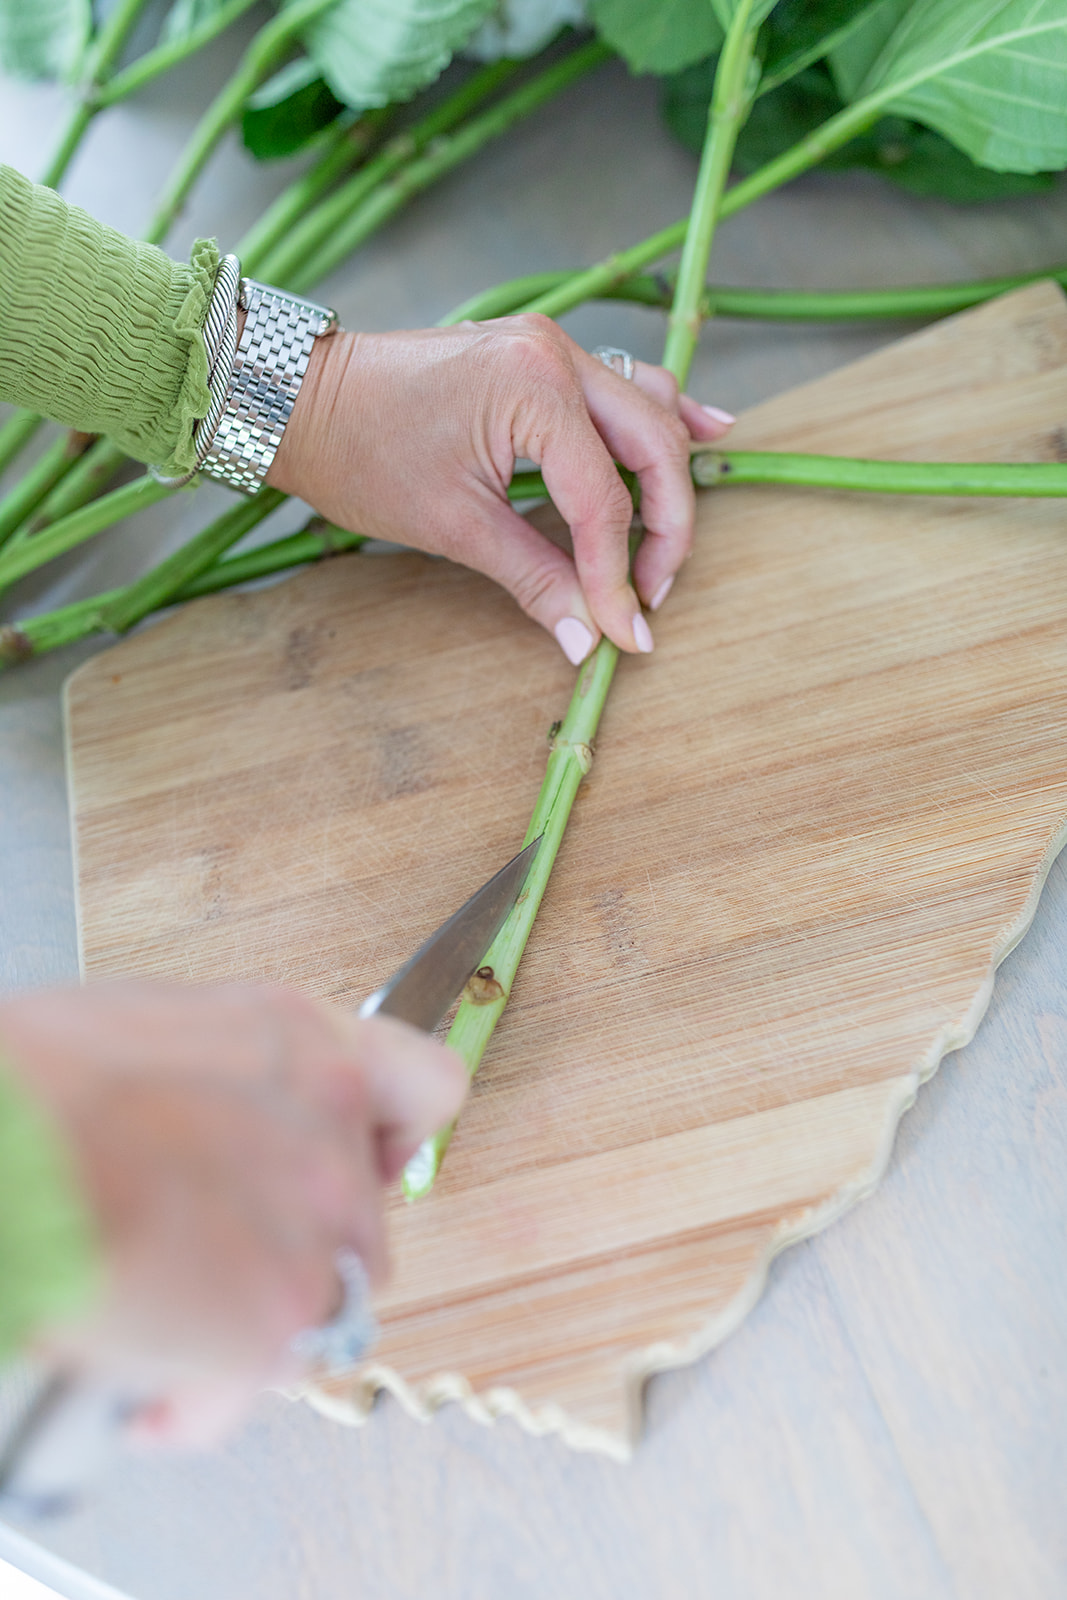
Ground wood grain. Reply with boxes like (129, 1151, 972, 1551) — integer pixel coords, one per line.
(65, 281, 1067, 1458)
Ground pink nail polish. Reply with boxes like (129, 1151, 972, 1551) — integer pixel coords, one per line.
(649, 575, 674, 612)
(701, 405, 736, 426)
(555, 616, 595, 665)
(632, 614, 654, 654)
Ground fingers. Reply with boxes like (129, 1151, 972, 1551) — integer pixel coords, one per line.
(577, 353, 735, 621)
(501, 320, 735, 654)
(331, 1011, 468, 1184)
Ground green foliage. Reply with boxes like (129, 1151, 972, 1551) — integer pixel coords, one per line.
(760, 0, 889, 93)
(709, 0, 780, 32)
(0, 0, 90, 81)
(663, 58, 1058, 201)
(242, 57, 345, 158)
(290, 0, 496, 109)
(589, 0, 722, 74)
(827, 0, 911, 99)
(161, 0, 235, 44)
(857, 0, 1067, 174)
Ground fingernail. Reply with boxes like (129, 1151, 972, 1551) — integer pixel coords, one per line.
(702, 405, 736, 426)
(649, 575, 673, 612)
(633, 613, 654, 653)
(555, 616, 595, 665)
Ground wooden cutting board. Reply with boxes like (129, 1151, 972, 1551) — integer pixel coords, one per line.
(65, 282, 1067, 1459)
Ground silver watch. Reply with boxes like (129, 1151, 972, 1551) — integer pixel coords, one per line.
(197, 277, 338, 495)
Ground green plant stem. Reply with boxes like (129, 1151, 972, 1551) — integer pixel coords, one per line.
(0, 515, 368, 666)
(448, 263, 1067, 326)
(11, 445, 1067, 673)
(102, 488, 285, 632)
(144, 0, 338, 245)
(40, 0, 155, 188)
(402, 9, 756, 1200)
(95, 0, 262, 108)
(236, 111, 388, 274)
(518, 86, 889, 325)
(257, 58, 522, 286)
(14, 439, 128, 538)
(663, 0, 759, 381)
(0, 411, 45, 478)
(0, 475, 176, 591)
(284, 39, 612, 293)
(0, 434, 91, 548)
(690, 450, 1067, 497)
(402, 641, 617, 1199)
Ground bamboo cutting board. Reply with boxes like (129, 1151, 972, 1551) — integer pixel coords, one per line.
(65, 282, 1067, 1458)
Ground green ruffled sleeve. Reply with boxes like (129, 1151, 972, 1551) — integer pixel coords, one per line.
(0, 163, 217, 477)
(0, 1064, 101, 1361)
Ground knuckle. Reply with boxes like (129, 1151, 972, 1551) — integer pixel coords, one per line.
(510, 560, 562, 617)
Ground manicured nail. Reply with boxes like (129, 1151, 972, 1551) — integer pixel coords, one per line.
(632, 613, 654, 653)
(649, 575, 674, 612)
(702, 405, 736, 426)
(555, 616, 595, 665)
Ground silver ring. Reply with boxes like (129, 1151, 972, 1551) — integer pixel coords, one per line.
(290, 1249, 378, 1375)
(592, 345, 635, 381)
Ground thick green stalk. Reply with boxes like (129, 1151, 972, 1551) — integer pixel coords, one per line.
(403, 11, 755, 1199)
(402, 641, 617, 1198)
(285, 39, 611, 293)
(0, 434, 91, 548)
(663, 0, 758, 382)
(519, 82, 890, 324)
(95, 0, 262, 108)
(0, 474, 175, 590)
(448, 264, 1067, 326)
(40, 0, 154, 188)
(691, 450, 1067, 497)
(101, 488, 285, 632)
(12, 439, 127, 539)
(0, 516, 367, 666)
(257, 58, 522, 287)
(236, 112, 387, 274)
(0, 411, 45, 478)
(144, 0, 338, 245)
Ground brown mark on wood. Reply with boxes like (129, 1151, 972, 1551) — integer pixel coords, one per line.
(379, 725, 431, 799)
(284, 624, 321, 690)
(1048, 425, 1067, 461)
(463, 965, 506, 1005)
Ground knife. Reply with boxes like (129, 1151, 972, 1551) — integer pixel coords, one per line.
(0, 835, 541, 1518)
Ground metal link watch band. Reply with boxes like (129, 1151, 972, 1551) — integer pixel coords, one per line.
(197, 278, 338, 495)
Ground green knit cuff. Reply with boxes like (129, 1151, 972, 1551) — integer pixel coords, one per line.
(0, 164, 217, 474)
(0, 1063, 101, 1362)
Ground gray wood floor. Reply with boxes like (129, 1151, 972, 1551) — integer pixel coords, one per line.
(2, 20, 1066, 1600)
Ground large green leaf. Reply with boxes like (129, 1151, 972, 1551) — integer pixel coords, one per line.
(827, 0, 912, 99)
(858, 0, 1067, 173)
(242, 57, 345, 159)
(465, 0, 589, 60)
(291, 0, 496, 108)
(0, 0, 90, 81)
(663, 58, 1058, 200)
(761, 0, 891, 94)
(589, 0, 722, 74)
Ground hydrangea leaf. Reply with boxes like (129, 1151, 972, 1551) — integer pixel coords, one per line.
(0, 0, 90, 81)
(289, 0, 497, 109)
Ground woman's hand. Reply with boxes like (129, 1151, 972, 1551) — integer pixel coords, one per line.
(268, 315, 734, 664)
(0, 981, 466, 1442)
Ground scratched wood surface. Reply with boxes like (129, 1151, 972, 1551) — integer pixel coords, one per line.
(64, 281, 1067, 1460)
